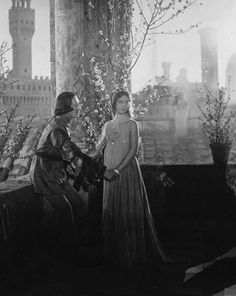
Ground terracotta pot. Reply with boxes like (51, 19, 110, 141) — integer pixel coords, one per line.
(209, 143, 232, 164)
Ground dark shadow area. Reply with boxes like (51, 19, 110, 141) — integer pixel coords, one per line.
(0, 164, 236, 295)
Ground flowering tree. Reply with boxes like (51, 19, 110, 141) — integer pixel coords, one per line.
(0, 114, 35, 182)
(0, 42, 16, 162)
(0, 42, 35, 181)
(0, 105, 18, 161)
(0, 42, 14, 96)
(76, 0, 202, 150)
(196, 84, 233, 145)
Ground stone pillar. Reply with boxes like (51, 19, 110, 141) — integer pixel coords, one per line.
(50, 0, 132, 110)
(108, 0, 132, 89)
(50, 0, 56, 113)
(53, 0, 84, 93)
(226, 53, 236, 103)
(199, 27, 218, 90)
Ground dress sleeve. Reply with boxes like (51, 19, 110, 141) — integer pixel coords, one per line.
(116, 120, 139, 172)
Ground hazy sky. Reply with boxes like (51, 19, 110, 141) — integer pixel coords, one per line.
(1, 0, 236, 92)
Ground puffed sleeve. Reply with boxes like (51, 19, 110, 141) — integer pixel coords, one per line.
(50, 129, 106, 191)
(116, 120, 139, 172)
(50, 129, 83, 177)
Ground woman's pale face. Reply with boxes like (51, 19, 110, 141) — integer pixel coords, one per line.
(63, 96, 79, 124)
(115, 95, 130, 115)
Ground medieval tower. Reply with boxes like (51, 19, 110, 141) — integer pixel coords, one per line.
(9, 0, 35, 80)
(1, 0, 52, 118)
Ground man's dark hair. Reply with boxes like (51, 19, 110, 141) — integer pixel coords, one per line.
(54, 91, 76, 116)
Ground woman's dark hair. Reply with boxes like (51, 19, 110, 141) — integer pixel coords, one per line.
(111, 89, 131, 116)
(54, 91, 76, 116)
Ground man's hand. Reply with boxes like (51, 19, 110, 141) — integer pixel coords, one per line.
(104, 169, 118, 181)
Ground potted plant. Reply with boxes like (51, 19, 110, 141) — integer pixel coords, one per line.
(197, 85, 233, 164)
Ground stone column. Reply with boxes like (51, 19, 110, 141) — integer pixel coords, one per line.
(50, 0, 132, 109)
(54, 0, 84, 92)
(50, 0, 57, 114)
(199, 27, 218, 90)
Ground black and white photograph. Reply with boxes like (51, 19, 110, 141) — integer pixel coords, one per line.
(1, 0, 236, 295)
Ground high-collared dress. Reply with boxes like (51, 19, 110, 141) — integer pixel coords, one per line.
(96, 114, 167, 268)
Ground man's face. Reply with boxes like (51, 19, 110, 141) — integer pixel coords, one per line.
(64, 96, 80, 124)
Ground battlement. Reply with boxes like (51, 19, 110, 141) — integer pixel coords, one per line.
(0, 91, 52, 118)
(33, 76, 50, 81)
(9, 4, 35, 33)
(1, 95, 50, 105)
(6, 78, 52, 93)
(11, 0, 31, 9)
(9, 0, 34, 23)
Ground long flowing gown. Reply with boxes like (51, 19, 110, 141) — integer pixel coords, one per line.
(96, 114, 167, 268)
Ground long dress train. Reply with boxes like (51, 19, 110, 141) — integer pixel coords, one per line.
(96, 114, 167, 268)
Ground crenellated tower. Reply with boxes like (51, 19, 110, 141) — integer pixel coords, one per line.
(9, 0, 35, 80)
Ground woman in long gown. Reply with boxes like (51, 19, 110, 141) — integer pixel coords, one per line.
(95, 89, 168, 268)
